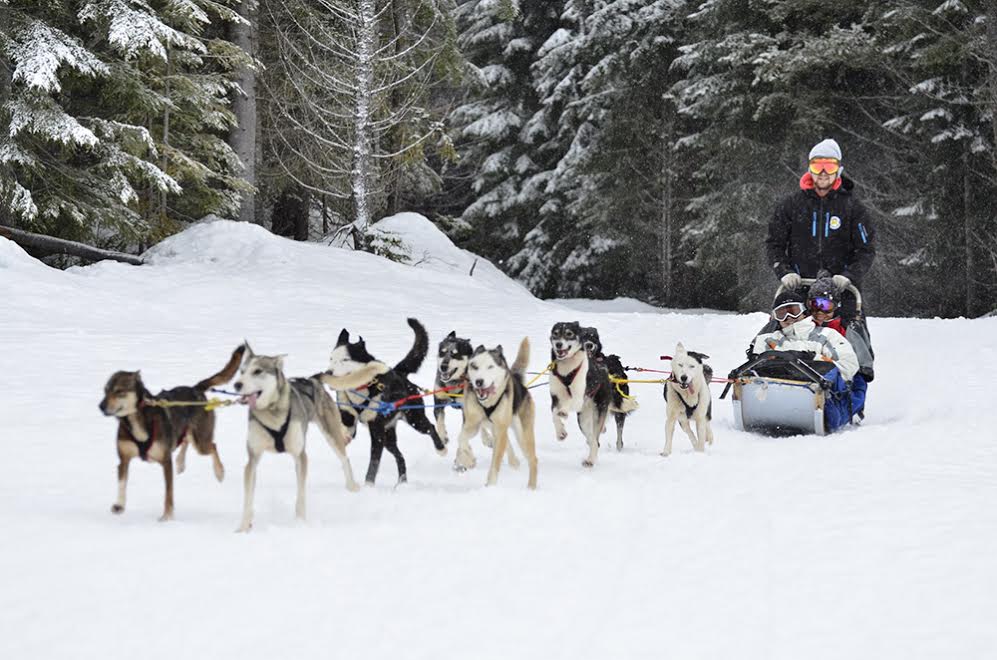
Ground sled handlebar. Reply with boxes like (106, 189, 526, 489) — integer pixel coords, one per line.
(774, 277, 862, 314)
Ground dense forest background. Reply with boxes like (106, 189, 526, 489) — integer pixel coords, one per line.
(2, 0, 995, 317)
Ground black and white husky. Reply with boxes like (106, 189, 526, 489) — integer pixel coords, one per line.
(454, 339, 538, 489)
(233, 343, 385, 532)
(580, 326, 639, 451)
(434, 331, 491, 449)
(549, 321, 611, 467)
(662, 343, 714, 456)
(327, 318, 447, 485)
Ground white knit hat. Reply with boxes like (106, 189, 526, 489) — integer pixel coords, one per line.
(808, 138, 842, 162)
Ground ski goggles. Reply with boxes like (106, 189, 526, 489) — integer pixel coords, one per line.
(772, 302, 806, 321)
(809, 296, 836, 313)
(808, 158, 840, 176)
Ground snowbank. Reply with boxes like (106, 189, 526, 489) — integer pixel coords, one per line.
(373, 212, 530, 297)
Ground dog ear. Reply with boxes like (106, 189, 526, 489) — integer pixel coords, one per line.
(473, 344, 487, 355)
(495, 344, 503, 355)
(275, 355, 286, 371)
(447, 330, 456, 339)
(358, 336, 365, 346)
(241, 341, 254, 362)
(336, 329, 349, 346)
(675, 342, 686, 355)
(688, 351, 710, 363)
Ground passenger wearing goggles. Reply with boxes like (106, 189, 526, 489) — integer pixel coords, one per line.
(765, 138, 876, 321)
(751, 290, 859, 381)
(808, 275, 875, 381)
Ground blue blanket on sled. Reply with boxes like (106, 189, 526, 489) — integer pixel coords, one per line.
(823, 367, 867, 432)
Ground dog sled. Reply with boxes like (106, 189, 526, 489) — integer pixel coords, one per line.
(726, 279, 868, 436)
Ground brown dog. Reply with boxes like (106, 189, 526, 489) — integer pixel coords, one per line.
(99, 346, 245, 521)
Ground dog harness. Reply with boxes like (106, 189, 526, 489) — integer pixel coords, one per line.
(553, 364, 583, 396)
(666, 379, 699, 420)
(121, 411, 188, 461)
(255, 411, 291, 453)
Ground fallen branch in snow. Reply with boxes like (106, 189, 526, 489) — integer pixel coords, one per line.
(0, 226, 144, 266)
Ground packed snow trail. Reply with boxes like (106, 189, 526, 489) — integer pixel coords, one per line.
(1, 217, 995, 660)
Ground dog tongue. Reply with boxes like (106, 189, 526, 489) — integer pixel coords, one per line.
(241, 392, 259, 409)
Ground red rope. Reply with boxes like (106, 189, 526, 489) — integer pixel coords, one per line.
(627, 364, 731, 384)
(390, 383, 464, 409)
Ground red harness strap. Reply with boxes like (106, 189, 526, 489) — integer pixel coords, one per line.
(554, 364, 583, 396)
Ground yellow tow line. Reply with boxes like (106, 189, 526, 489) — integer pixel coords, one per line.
(143, 398, 237, 412)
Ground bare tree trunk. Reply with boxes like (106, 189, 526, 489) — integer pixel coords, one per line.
(351, 0, 377, 247)
(160, 47, 172, 220)
(659, 119, 674, 306)
(0, 42, 13, 227)
(989, 3, 997, 176)
(230, 0, 257, 224)
(0, 226, 144, 265)
(294, 189, 312, 241)
(963, 145, 977, 317)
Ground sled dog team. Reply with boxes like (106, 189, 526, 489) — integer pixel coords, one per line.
(99, 319, 714, 529)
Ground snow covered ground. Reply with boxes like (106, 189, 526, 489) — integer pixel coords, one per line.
(2, 215, 996, 660)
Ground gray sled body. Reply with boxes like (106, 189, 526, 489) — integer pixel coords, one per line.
(732, 377, 827, 436)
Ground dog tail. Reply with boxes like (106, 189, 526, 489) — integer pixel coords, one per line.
(317, 362, 389, 391)
(511, 337, 530, 378)
(194, 344, 246, 391)
(311, 380, 349, 443)
(612, 396, 640, 414)
(394, 318, 428, 376)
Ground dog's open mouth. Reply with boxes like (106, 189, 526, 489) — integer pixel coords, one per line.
(474, 384, 496, 400)
(239, 391, 261, 409)
(439, 367, 459, 382)
(553, 348, 570, 360)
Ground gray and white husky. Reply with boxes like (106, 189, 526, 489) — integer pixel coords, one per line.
(438, 331, 519, 471)
(232, 343, 386, 532)
(549, 321, 611, 467)
(662, 342, 714, 456)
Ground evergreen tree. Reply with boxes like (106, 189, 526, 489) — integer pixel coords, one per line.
(0, 0, 249, 246)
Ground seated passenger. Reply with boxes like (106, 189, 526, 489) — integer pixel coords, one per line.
(807, 276, 875, 381)
(752, 290, 859, 382)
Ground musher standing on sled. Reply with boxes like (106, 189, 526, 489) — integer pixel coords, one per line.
(766, 138, 876, 323)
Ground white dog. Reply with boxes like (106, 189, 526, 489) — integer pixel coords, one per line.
(662, 343, 714, 456)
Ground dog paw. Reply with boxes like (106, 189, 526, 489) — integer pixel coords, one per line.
(436, 445, 448, 457)
(659, 450, 671, 458)
(557, 430, 568, 441)
(581, 459, 594, 468)
(158, 511, 174, 522)
(396, 474, 408, 486)
(346, 481, 361, 493)
(235, 523, 252, 533)
(455, 449, 476, 470)
(616, 440, 624, 452)
(176, 460, 186, 475)
(214, 465, 225, 482)
(507, 454, 520, 469)
(482, 435, 494, 448)
(111, 504, 124, 515)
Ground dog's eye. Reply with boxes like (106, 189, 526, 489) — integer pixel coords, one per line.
(252, 368, 262, 376)
(566, 332, 574, 339)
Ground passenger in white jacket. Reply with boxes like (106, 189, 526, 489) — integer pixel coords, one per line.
(752, 290, 860, 381)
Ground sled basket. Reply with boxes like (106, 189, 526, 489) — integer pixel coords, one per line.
(729, 351, 845, 436)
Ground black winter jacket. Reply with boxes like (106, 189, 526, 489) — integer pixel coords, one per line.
(766, 174, 876, 286)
